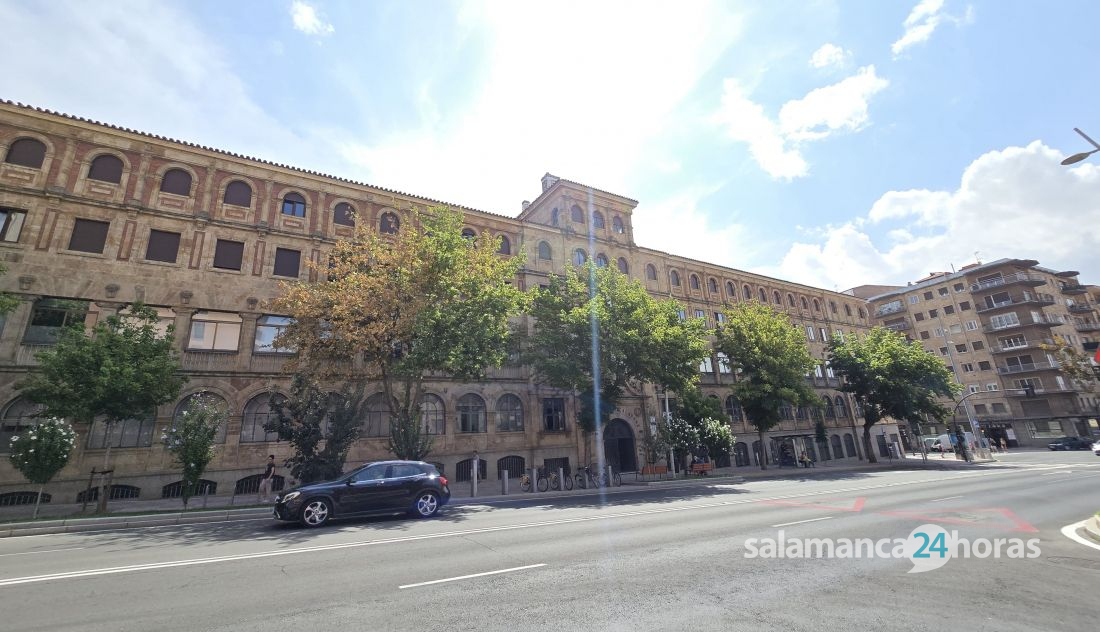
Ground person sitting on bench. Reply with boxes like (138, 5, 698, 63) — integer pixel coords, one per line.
(799, 451, 814, 468)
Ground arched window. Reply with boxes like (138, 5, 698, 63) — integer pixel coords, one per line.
(570, 205, 584, 223)
(612, 216, 624, 234)
(743, 284, 752, 300)
(241, 393, 282, 443)
(87, 154, 123, 184)
(725, 395, 743, 422)
(4, 138, 47, 169)
(537, 241, 552, 260)
(708, 278, 718, 293)
(281, 192, 306, 217)
(670, 270, 681, 287)
(173, 392, 229, 443)
(801, 296, 809, 310)
(617, 257, 629, 274)
(159, 168, 192, 196)
(87, 415, 156, 449)
(844, 304, 852, 317)
(551, 208, 559, 227)
(646, 264, 658, 281)
(689, 274, 701, 290)
(572, 248, 587, 266)
(829, 300, 838, 314)
(496, 394, 524, 432)
(787, 293, 796, 307)
(223, 180, 252, 207)
(1, 397, 45, 452)
(813, 299, 821, 311)
(333, 202, 355, 226)
(379, 212, 400, 234)
(420, 393, 445, 435)
(592, 210, 605, 229)
(363, 393, 391, 437)
(830, 435, 843, 459)
(498, 234, 511, 255)
(595, 253, 609, 268)
(457, 394, 487, 433)
(726, 281, 736, 297)
(461, 227, 477, 241)
(835, 396, 848, 418)
(773, 291, 782, 304)
(497, 456, 525, 479)
(858, 307, 866, 319)
(758, 288, 767, 302)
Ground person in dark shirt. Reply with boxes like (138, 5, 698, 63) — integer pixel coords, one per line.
(259, 455, 276, 503)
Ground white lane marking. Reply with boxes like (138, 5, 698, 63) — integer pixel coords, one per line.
(398, 563, 545, 589)
(771, 516, 833, 528)
(0, 547, 84, 557)
(1060, 520, 1100, 553)
(929, 496, 964, 502)
(1039, 471, 1073, 476)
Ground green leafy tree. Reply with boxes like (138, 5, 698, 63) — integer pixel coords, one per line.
(697, 417, 736, 462)
(266, 374, 365, 483)
(672, 386, 726, 427)
(8, 418, 76, 519)
(17, 302, 186, 511)
(271, 206, 526, 460)
(0, 264, 18, 316)
(1041, 335, 1098, 393)
(814, 416, 828, 459)
(523, 262, 709, 462)
(163, 395, 224, 508)
(828, 327, 958, 463)
(640, 421, 670, 469)
(715, 301, 819, 469)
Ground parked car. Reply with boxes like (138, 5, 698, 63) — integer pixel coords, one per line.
(273, 460, 450, 527)
(1092, 438, 1100, 456)
(1047, 437, 1093, 451)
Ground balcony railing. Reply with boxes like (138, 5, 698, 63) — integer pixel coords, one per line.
(14, 344, 53, 366)
(1059, 282, 1087, 294)
(875, 302, 906, 317)
(1067, 303, 1095, 314)
(974, 293, 1056, 313)
(982, 314, 1057, 333)
(181, 350, 240, 372)
(988, 338, 1053, 354)
(1005, 384, 1073, 396)
(996, 361, 1060, 375)
(970, 273, 1046, 292)
(883, 321, 912, 332)
(1075, 322, 1100, 332)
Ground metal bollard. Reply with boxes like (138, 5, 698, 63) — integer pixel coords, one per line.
(502, 470, 509, 495)
(471, 470, 478, 497)
(606, 465, 613, 486)
(531, 467, 538, 493)
(558, 467, 565, 492)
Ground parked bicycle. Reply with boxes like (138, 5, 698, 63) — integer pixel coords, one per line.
(519, 471, 533, 493)
(574, 464, 621, 489)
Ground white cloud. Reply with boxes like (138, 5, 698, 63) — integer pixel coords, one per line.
(714, 66, 888, 178)
(809, 43, 850, 69)
(632, 184, 760, 271)
(892, 0, 973, 57)
(290, 1, 334, 36)
(779, 65, 888, 141)
(772, 141, 1100, 289)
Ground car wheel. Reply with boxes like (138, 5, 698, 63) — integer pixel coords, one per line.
(300, 498, 332, 528)
(413, 491, 440, 518)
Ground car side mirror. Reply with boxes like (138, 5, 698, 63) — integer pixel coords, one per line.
(345, 479, 354, 486)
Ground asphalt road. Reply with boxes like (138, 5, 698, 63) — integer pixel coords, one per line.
(1, 450, 1098, 631)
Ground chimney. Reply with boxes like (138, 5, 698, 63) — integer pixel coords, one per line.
(541, 173, 559, 192)
(521, 200, 530, 212)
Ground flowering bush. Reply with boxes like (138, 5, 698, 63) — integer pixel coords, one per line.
(9, 417, 76, 518)
(163, 394, 224, 507)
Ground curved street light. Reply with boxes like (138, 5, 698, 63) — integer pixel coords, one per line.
(1061, 127, 1100, 165)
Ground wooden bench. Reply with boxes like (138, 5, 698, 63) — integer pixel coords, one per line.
(690, 462, 714, 475)
(641, 465, 668, 475)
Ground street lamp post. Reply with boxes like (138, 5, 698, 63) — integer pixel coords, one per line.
(1060, 128, 1100, 165)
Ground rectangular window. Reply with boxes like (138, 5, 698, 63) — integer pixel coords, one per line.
(717, 352, 732, 374)
(954, 283, 965, 292)
(934, 328, 944, 337)
(963, 364, 975, 373)
(986, 383, 999, 391)
(955, 343, 968, 353)
(949, 324, 962, 334)
(959, 301, 971, 311)
(213, 239, 245, 270)
(834, 330, 844, 342)
(973, 404, 988, 415)
(968, 384, 979, 393)
(819, 327, 828, 342)
(943, 305, 955, 315)
(254, 315, 294, 353)
(806, 325, 815, 341)
(677, 309, 686, 321)
(991, 402, 1007, 413)
(273, 247, 301, 278)
(825, 363, 835, 378)
(929, 309, 938, 318)
(938, 287, 949, 296)
(187, 311, 242, 351)
(1026, 420, 1063, 439)
(814, 364, 824, 378)
(923, 291, 934, 300)
(67, 218, 110, 253)
(714, 312, 726, 325)
(978, 361, 991, 371)
(909, 296, 919, 304)
(939, 347, 949, 356)
(699, 356, 714, 373)
(920, 331, 930, 340)
(23, 298, 89, 344)
(972, 340, 984, 350)
(914, 312, 925, 321)
(145, 229, 181, 263)
(989, 314, 1018, 330)
(542, 398, 566, 432)
(0, 207, 27, 242)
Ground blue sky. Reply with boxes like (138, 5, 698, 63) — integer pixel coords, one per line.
(2, 0, 1098, 290)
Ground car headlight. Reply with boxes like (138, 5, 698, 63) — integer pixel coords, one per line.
(281, 491, 301, 503)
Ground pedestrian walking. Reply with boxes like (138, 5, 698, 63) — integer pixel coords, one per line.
(1000, 437, 1008, 452)
(258, 455, 275, 503)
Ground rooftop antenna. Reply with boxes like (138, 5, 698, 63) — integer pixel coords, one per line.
(973, 251, 982, 265)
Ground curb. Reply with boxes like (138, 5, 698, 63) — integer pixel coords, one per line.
(1086, 515, 1100, 544)
(0, 508, 270, 538)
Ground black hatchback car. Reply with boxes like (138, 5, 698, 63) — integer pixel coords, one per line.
(1047, 436, 1092, 451)
(273, 460, 450, 527)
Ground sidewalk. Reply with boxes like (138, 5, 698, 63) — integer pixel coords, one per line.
(0, 456, 979, 538)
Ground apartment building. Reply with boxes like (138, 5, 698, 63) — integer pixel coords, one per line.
(866, 259, 1099, 447)
(0, 101, 889, 506)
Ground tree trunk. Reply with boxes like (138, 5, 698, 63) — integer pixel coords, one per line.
(33, 483, 44, 520)
(758, 428, 767, 470)
(863, 425, 877, 464)
(97, 428, 114, 514)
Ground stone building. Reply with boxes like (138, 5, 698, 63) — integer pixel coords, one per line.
(864, 259, 1099, 447)
(0, 101, 890, 506)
